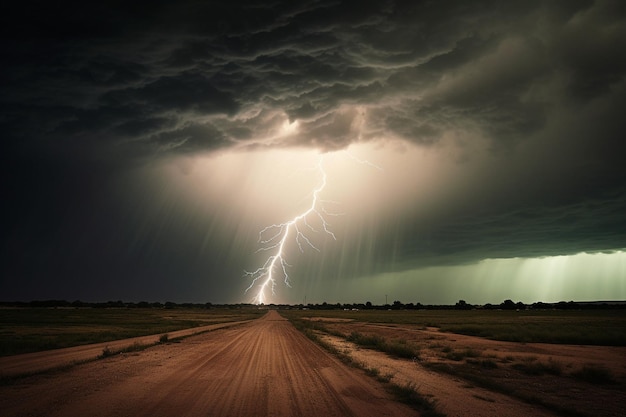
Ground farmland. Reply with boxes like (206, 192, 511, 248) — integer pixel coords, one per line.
(0, 305, 265, 356)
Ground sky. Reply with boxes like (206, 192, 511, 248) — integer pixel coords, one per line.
(1, 0, 625, 305)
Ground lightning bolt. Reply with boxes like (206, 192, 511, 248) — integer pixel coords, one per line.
(244, 151, 381, 304)
(244, 155, 339, 304)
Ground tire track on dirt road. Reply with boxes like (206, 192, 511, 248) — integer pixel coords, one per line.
(0, 311, 418, 417)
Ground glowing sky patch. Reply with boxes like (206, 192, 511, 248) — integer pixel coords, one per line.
(331, 251, 626, 305)
(244, 155, 337, 304)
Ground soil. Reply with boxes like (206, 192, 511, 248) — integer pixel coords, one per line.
(315, 319, 626, 417)
(0, 311, 417, 417)
(2, 312, 624, 417)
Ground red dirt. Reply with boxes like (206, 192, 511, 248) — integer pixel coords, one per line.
(318, 320, 626, 417)
(0, 311, 418, 417)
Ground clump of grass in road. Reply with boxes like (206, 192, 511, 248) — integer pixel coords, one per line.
(159, 333, 169, 343)
(98, 342, 147, 359)
(100, 346, 115, 358)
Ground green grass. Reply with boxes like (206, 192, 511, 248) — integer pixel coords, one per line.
(284, 309, 626, 345)
(0, 307, 265, 356)
(347, 331, 421, 359)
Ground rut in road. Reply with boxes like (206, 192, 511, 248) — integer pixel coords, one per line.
(0, 311, 418, 417)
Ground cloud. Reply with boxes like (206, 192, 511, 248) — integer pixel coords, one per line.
(1, 0, 625, 302)
(3, 0, 624, 158)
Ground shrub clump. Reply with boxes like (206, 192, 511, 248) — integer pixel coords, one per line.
(347, 332, 420, 360)
(571, 365, 615, 384)
(512, 358, 563, 376)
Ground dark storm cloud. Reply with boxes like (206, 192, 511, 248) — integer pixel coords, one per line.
(407, 190, 626, 265)
(2, 0, 625, 301)
(4, 0, 623, 154)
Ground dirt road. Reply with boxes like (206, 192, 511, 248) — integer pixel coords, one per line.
(0, 311, 417, 417)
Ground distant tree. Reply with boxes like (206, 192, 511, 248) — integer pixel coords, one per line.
(392, 300, 404, 310)
(365, 301, 373, 309)
(501, 299, 516, 310)
(455, 300, 472, 310)
(556, 301, 580, 310)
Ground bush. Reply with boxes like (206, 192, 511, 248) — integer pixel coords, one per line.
(99, 346, 114, 358)
(387, 340, 420, 360)
(347, 332, 421, 359)
(347, 331, 385, 349)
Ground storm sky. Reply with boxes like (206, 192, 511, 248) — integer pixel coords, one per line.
(2, 0, 625, 304)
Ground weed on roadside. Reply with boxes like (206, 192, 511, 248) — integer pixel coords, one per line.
(98, 342, 146, 359)
(387, 382, 445, 417)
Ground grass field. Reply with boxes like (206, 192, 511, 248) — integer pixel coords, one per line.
(0, 307, 265, 357)
(284, 309, 626, 345)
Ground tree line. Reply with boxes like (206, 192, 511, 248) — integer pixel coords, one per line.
(1, 299, 624, 310)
